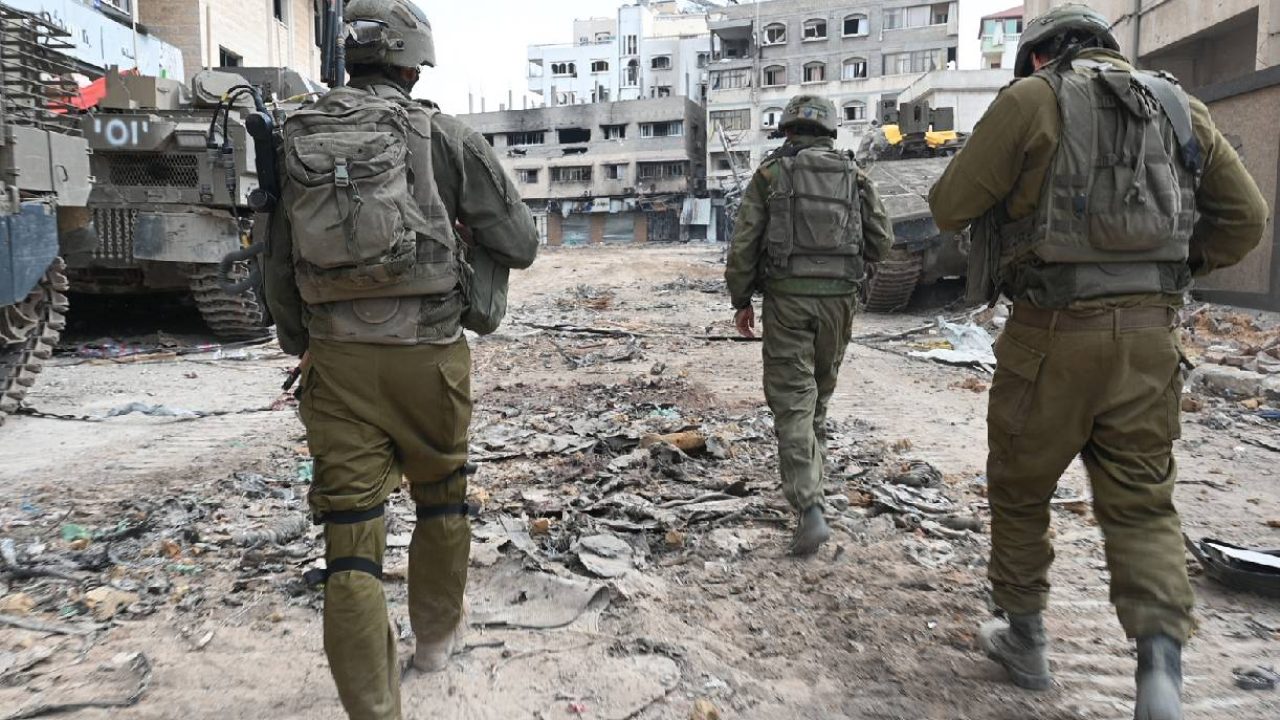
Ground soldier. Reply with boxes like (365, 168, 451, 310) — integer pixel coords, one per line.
(262, 1, 539, 718)
(725, 95, 893, 556)
(928, 4, 1268, 718)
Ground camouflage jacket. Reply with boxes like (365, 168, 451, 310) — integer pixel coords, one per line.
(264, 76, 539, 355)
(725, 136, 893, 310)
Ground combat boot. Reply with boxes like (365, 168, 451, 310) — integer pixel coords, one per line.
(1134, 635, 1182, 720)
(412, 607, 467, 673)
(789, 505, 831, 556)
(979, 611, 1052, 690)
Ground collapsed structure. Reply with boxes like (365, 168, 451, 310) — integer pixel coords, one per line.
(462, 97, 712, 245)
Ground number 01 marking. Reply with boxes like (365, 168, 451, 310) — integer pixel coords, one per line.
(92, 117, 152, 146)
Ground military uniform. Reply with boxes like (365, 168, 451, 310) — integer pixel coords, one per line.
(726, 123, 893, 549)
(263, 5, 538, 716)
(931, 43, 1269, 655)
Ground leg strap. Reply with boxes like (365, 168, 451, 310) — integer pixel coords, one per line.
(416, 503, 471, 520)
(316, 503, 386, 526)
(304, 556, 384, 587)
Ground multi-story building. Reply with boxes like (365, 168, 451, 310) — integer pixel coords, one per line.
(527, 1, 712, 107)
(1024, 0, 1279, 89)
(705, 0, 959, 193)
(461, 97, 710, 245)
(3, 0, 184, 76)
(978, 5, 1022, 70)
(139, 0, 320, 82)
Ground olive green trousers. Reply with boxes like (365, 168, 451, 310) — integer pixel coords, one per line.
(761, 292, 859, 512)
(300, 337, 473, 720)
(986, 314, 1195, 641)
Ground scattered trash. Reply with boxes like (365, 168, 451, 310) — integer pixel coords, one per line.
(59, 524, 90, 543)
(951, 376, 988, 393)
(907, 319, 997, 369)
(103, 402, 201, 419)
(885, 460, 943, 488)
(1185, 536, 1280, 598)
(1233, 665, 1279, 691)
(576, 534, 636, 578)
(2, 651, 152, 720)
(231, 515, 309, 548)
(470, 558, 610, 629)
(0, 592, 35, 614)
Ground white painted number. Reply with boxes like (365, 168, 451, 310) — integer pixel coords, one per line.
(92, 118, 153, 147)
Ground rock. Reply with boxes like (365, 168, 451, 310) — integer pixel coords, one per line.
(1181, 396, 1204, 413)
(1242, 398, 1263, 410)
(691, 698, 721, 720)
(1190, 365, 1280, 402)
(0, 592, 36, 614)
(84, 587, 139, 620)
(530, 518, 553, 535)
(664, 530, 686, 548)
(641, 431, 705, 453)
(825, 494, 851, 512)
(704, 434, 733, 460)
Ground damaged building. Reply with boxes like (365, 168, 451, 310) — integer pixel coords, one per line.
(705, 0, 961, 196)
(526, 1, 715, 108)
(462, 97, 711, 246)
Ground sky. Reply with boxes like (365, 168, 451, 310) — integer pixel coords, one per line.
(412, 0, 610, 114)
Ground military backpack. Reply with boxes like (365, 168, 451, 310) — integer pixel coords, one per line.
(763, 147, 866, 283)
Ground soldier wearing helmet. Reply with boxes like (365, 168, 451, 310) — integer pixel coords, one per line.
(263, 1, 539, 717)
(929, 4, 1267, 717)
(724, 94, 892, 555)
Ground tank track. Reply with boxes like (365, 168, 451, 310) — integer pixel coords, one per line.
(189, 263, 271, 341)
(864, 252, 925, 313)
(0, 259, 69, 425)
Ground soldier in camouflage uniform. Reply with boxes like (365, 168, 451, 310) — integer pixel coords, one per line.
(928, 5, 1268, 718)
(263, 1, 539, 718)
(726, 95, 893, 556)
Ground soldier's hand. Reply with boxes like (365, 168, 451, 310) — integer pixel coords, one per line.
(734, 306, 756, 339)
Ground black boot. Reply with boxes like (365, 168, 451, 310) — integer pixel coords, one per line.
(1135, 635, 1182, 720)
(789, 505, 831, 556)
(979, 611, 1052, 690)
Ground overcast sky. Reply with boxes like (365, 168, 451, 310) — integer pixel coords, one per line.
(413, 0, 608, 114)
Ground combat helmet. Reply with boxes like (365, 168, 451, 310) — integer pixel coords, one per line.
(1015, 3, 1118, 78)
(779, 94, 837, 135)
(344, 0, 436, 68)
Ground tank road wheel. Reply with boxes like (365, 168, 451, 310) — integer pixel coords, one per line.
(864, 252, 924, 313)
(0, 259, 69, 425)
(189, 262, 272, 341)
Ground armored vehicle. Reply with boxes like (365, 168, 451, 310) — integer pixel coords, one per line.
(0, 5, 94, 425)
(71, 67, 318, 339)
(858, 100, 968, 313)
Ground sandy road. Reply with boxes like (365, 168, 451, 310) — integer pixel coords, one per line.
(0, 244, 1276, 719)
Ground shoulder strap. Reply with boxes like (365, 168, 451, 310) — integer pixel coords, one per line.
(1131, 71, 1203, 175)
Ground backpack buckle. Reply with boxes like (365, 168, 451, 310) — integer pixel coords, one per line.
(334, 158, 350, 188)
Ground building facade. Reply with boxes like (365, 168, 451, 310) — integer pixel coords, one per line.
(527, 1, 711, 108)
(139, 0, 320, 82)
(704, 0, 960, 194)
(1024, 0, 1280, 89)
(978, 5, 1022, 70)
(894, 68, 1012, 132)
(3, 0, 184, 76)
(461, 97, 710, 245)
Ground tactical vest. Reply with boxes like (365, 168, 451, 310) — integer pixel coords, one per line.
(987, 59, 1201, 307)
(281, 84, 461, 344)
(763, 147, 865, 283)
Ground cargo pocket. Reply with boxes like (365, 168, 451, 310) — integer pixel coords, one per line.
(989, 332, 1045, 436)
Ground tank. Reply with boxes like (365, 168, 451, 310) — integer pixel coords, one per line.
(0, 5, 94, 425)
(71, 66, 319, 339)
(858, 100, 969, 313)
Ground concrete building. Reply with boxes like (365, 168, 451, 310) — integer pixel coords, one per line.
(461, 97, 711, 245)
(1024, 0, 1280, 89)
(138, 0, 320, 82)
(3, 0, 184, 76)
(704, 0, 960, 194)
(978, 5, 1023, 70)
(526, 1, 712, 108)
(895, 68, 1012, 132)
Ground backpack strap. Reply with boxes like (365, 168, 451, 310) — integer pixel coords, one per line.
(1131, 71, 1203, 177)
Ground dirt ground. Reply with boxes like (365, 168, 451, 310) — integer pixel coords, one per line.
(1, 244, 1278, 720)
